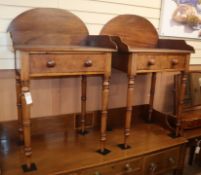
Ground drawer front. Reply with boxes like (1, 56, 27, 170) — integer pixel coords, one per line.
(164, 147, 180, 170)
(81, 164, 114, 175)
(136, 53, 187, 72)
(161, 55, 186, 70)
(136, 54, 163, 71)
(144, 147, 180, 175)
(30, 53, 107, 75)
(112, 157, 143, 175)
(80, 157, 142, 175)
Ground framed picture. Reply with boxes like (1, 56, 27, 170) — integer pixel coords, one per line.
(159, 0, 201, 39)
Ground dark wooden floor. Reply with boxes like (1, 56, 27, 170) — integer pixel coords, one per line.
(1, 121, 186, 175)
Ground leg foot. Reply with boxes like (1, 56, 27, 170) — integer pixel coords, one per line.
(117, 143, 131, 150)
(96, 148, 111, 155)
(21, 163, 37, 172)
(78, 130, 89, 135)
(168, 131, 180, 138)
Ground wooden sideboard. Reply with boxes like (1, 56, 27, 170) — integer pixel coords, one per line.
(100, 14, 194, 149)
(7, 8, 116, 171)
(54, 123, 186, 175)
(1, 107, 188, 175)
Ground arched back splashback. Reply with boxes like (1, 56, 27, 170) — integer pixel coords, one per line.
(7, 8, 89, 46)
(100, 14, 158, 48)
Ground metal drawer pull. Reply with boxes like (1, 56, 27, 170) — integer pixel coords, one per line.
(93, 171, 101, 175)
(172, 59, 178, 65)
(148, 59, 155, 66)
(168, 157, 176, 164)
(149, 162, 157, 172)
(124, 163, 133, 173)
(84, 60, 93, 67)
(47, 60, 56, 68)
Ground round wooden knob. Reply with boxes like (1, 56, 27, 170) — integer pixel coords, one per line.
(149, 162, 157, 172)
(172, 59, 178, 65)
(84, 60, 93, 67)
(148, 59, 155, 66)
(125, 163, 133, 172)
(168, 157, 176, 165)
(47, 60, 56, 68)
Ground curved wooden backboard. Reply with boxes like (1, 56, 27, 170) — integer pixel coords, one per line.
(7, 8, 89, 45)
(100, 15, 158, 48)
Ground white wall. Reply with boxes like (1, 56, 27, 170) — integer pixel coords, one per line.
(0, 0, 200, 69)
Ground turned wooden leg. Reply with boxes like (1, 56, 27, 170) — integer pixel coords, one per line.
(97, 75, 110, 155)
(16, 74, 23, 144)
(21, 80, 37, 172)
(21, 81, 32, 158)
(176, 72, 187, 137)
(79, 75, 88, 135)
(124, 75, 134, 148)
(148, 72, 156, 123)
(119, 75, 134, 150)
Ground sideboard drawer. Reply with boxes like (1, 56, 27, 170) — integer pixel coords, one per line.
(144, 147, 180, 175)
(30, 53, 107, 75)
(164, 147, 180, 169)
(136, 54, 163, 71)
(81, 166, 112, 175)
(113, 157, 143, 175)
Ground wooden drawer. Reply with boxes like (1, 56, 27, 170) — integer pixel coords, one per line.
(144, 147, 180, 175)
(113, 157, 143, 175)
(30, 53, 107, 75)
(161, 54, 186, 70)
(78, 157, 142, 175)
(164, 147, 180, 170)
(136, 54, 163, 71)
(135, 53, 187, 72)
(80, 163, 114, 175)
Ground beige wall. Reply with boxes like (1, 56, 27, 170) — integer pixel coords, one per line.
(0, 69, 176, 121)
(0, 0, 200, 121)
(0, 0, 200, 68)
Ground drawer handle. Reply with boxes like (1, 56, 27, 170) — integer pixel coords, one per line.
(172, 59, 178, 65)
(148, 59, 155, 66)
(124, 163, 133, 173)
(168, 157, 176, 165)
(47, 60, 56, 68)
(149, 162, 157, 173)
(93, 171, 101, 175)
(84, 60, 93, 67)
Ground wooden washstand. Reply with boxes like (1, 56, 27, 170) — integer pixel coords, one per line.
(8, 8, 116, 172)
(100, 14, 194, 149)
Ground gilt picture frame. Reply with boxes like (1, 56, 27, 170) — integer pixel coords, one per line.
(159, 0, 201, 39)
